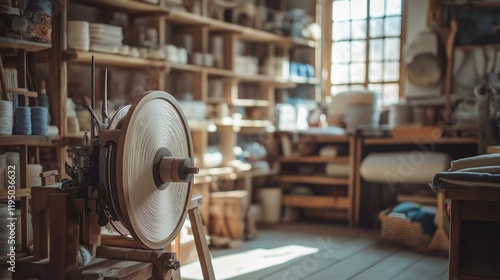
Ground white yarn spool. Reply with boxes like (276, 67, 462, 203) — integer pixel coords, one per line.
(67, 117, 80, 133)
(117, 92, 192, 248)
(0, 100, 13, 135)
(325, 163, 350, 178)
(203, 146, 223, 168)
(5, 152, 20, 189)
(319, 145, 341, 157)
(27, 164, 43, 187)
(389, 103, 411, 128)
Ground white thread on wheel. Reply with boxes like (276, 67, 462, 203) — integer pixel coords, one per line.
(116, 91, 193, 249)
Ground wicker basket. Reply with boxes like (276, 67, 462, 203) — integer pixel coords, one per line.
(378, 208, 431, 249)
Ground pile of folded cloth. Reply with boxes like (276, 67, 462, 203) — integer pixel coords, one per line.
(431, 153, 500, 191)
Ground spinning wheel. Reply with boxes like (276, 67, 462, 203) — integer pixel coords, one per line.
(14, 63, 214, 279)
(103, 91, 195, 249)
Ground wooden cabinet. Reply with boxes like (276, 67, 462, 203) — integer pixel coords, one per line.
(275, 132, 355, 226)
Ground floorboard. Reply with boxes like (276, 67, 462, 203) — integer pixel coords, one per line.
(180, 222, 448, 280)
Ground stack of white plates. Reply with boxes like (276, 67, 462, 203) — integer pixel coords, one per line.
(67, 21, 90, 51)
(89, 23, 123, 54)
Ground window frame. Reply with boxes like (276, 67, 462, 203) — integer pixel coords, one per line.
(324, 0, 407, 106)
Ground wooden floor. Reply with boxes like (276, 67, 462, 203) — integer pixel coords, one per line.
(181, 222, 448, 280)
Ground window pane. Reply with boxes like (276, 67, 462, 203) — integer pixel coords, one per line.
(384, 38, 400, 60)
(386, 0, 402, 16)
(333, 21, 351, 41)
(351, 0, 367, 20)
(333, 0, 350, 21)
(370, 39, 384, 61)
(332, 41, 350, 63)
(370, 18, 384, 38)
(331, 63, 349, 84)
(382, 83, 400, 105)
(384, 61, 400, 81)
(350, 63, 366, 83)
(385, 16, 401, 36)
(331, 85, 351, 95)
(351, 40, 366, 62)
(370, 0, 385, 18)
(368, 83, 383, 96)
(351, 20, 367, 39)
(369, 62, 383, 82)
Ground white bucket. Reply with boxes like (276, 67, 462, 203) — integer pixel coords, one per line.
(258, 188, 282, 223)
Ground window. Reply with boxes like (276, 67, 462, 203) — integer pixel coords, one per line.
(330, 0, 403, 106)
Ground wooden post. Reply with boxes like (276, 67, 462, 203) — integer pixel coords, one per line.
(31, 187, 58, 260)
(50, 193, 79, 280)
(188, 196, 215, 280)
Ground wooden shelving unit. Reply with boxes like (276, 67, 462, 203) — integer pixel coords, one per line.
(275, 131, 355, 225)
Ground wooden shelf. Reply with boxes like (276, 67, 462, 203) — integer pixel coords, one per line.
(64, 50, 166, 68)
(0, 37, 51, 52)
(72, 0, 167, 13)
(277, 175, 349, 186)
(0, 135, 60, 146)
(282, 195, 349, 209)
(188, 120, 217, 132)
(288, 37, 318, 48)
(232, 99, 269, 107)
(169, 62, 204, 72)
(0, 188, 30, 200)
(363, 136, 478, 145)
(212, 118, 273, 128)
(278, 156, 349, 164)
(206, 67, 295, 86)
(289, 76, 320, 85)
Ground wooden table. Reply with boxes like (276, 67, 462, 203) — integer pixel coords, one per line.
(445, 188, 500, 280)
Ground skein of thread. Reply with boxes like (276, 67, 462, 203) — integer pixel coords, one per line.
(0, 100, 13, 135)
(31, 107, 49, 135)
(14, 106, 31, 135)
(27, 164, 43, 187)
(5, 152, 20, 189)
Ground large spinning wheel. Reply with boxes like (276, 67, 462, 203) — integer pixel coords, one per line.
(102, 91, 196, 249)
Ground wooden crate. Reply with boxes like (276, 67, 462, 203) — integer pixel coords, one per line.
(209, 190, 248, 241)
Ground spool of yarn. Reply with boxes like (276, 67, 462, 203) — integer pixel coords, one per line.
(31, 107, 49, 135)
(5, 152, 20, 189)
(0, 100, 13, 135)
(67, 117, 80, 133)
(27, 164, 43, 187)
(389, 103, 411, 128)
(0, 154, 6, 190)
(14, 106, 32, 135)
(48, 125, 59, 136)
(326, 163, 350, 178)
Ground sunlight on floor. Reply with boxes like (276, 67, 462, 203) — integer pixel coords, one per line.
(180, 245, 319, 280)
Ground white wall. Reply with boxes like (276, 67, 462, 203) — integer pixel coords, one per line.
(405, 0, 430, 47)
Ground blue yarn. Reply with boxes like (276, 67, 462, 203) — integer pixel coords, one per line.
(14, 107, 31, 135)
(31, 107, 48, 135)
